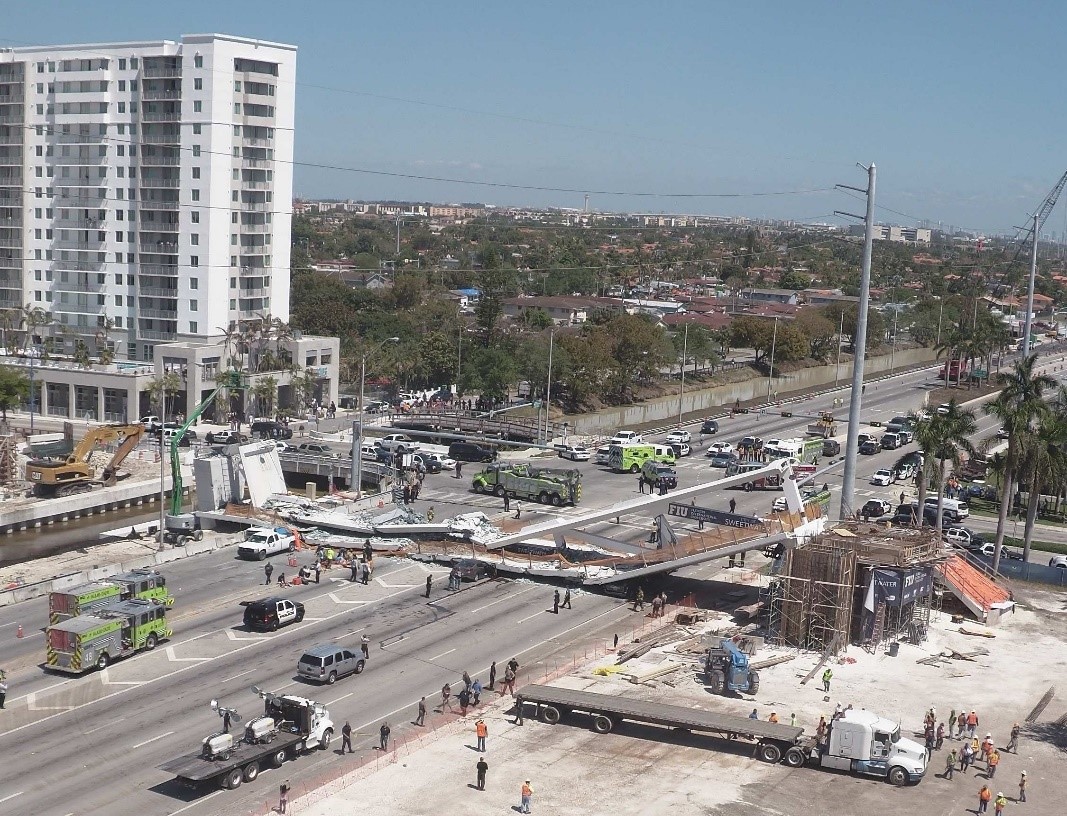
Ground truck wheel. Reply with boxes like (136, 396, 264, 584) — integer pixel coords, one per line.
(258, 551, 267, 561)
(145, 633, 158, 651)
(708, 669, 725, 695)
(784, 747, 806, 767)
(744, 482, 753, 492)
(592, 714, 614, 734)
(538, 492, 549, 505)
(271, 749, 287, 768)
(541, 705, 561, 724)
(354, 660, 365, 674)
(887, 766, 908, 786)
(270, 620, 279, 632)
(320, 728, 333, 751)
(494, 485, 505, 497)
(629, 464, 640, 473)
(224, 768, 243, 789)
(758, 743, 782, 764)
(551, 493, 563, 507)
(96, 652, 109, 670)
(747, 671, 760, 695)
(326, 671, 337, 685)
(178, 536, 190, 546)
(193, 529, 204, 541)
(242, 761, 259, 782)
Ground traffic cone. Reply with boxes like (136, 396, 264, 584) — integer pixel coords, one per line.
(16, 623, 23, 638)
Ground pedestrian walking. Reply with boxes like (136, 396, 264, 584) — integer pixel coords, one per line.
(978, 784, 992, 814)
(982, 734, 994, 763)
(962, 741, 974, 772)
(633, 587, 645, 612)
(350, 560, 359, 582)
(520, 780, 533, 814)
(987, 748, 1000, 779)
(1007, 722, 1020, 753)
(562, 588, 571, 609)
(0, 669, 7, 709)
(822, 668, 833, 693)
(362, 561, 371, 585)
(553, 589, 560, 614)
(264, 562, 274, 585)
(729, 498, 737, 514)
(415, 696, 426, 726)
(790, 713, 797, 727)
(994, 792, 1007, 815)
(958, 710, 967, 739)
(361, 634, 370, 660)
(379, 721, 390, 751)
(475, 718, 488, 751)
(425, 574, 433, 598)
(441, 683, 453, 712)
(455, 461, 463, 479)
(638, 476, 645, 494)
(458, 686, 471, 715)
(313, 563, 321, 584)
(501, 667, 516, 697)
(462, 670, 472, 691)
(949, 708, 957, 739)
(475, 757, 488, 790)
(515, 693, 525, 725)
(936, 722, 945, 750)
(967, 710, 979, 739)
(472, 678, 482, 705)
(503, 492, 511, 513)
(945, 749, 956, 780)
(341, 721, 353, 753)
(449, 567, 460, 590)
(278, 781, 290, 814)
(514, 501, 521, 519)
(816, 716, 827, 743)
(1018, 771, 1026, 803)
(508, 657, 519, 674)
(488, 660, 497, 690)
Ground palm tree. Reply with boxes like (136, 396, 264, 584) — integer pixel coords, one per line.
(984, 354, 1056, 571)
(19, 304, 49, 351)
(1015, 405, 1067, 562)
(928, 401, 978, 530)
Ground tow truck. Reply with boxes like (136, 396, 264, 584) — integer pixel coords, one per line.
(159, 686, 335, 791)
(471, 462, 582, 506)
(24, 423, 145, 497)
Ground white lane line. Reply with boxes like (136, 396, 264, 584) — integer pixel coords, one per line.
(226, 629, 268, 641)
(517, 610, 545, 624)
(0, 620, 20, 629)
(324, 692, 353, 706)
(83, 722, 111, 735)
(169, 789, 223, 815)
(429, 648, 455, 661)
(165, 646, 211, 663)
(131, 730, 174, 749)
(220, 668, 255, 683)
(468, 584, 537, 615)
(331, 625, 365, 642)
(0, 792, 24, 804)
(274, 680, 299, 691)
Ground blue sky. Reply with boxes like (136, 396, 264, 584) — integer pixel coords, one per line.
(4, 1, 1066, 233)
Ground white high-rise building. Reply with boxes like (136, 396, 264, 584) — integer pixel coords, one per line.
(0, 33, 296, 362)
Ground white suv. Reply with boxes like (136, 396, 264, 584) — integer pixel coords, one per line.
(611, 430, 643, 445)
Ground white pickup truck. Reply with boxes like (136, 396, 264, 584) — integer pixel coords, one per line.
(237, 527, 297, 561)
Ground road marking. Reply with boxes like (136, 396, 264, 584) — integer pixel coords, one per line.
(324, 692, 353, 706)
(328, 592, 369, 605)
(220, 668, 255, 683)
(274, 680, 299, 691)
(331, 625, 366, 642)
(0, 620, 20, 629)
(468, 584, 537, 615)
(131, 730, 173, 749)
(429, 648, 455, 661)
(169, 790, 223, 815)
(0, 792, 24, 805)
(165, 646, 211, 662)
(518, 610, 545, 624)
(26, 692, 73, 712)
(83, 722, 111, 735)
(226, 629, 268, 641)
(375, 578, 417, 588)
(100, 669, 143, 686)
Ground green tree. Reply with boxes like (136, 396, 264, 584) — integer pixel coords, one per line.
(1015, 398, 1067, 562)
(778, 269, 811, 290)
(793, 308, 836, 360)
(729, 316, 776, 361)
(928, 401, 978, 530)
(250, 375, 278, 418)
(821, 303, 885, 351)
(146, 371, 183, 420)
(0, 363, 29, 422)
(984, 355, 1056, 571)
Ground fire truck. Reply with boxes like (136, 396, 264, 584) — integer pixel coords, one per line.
(48, 568, 172, 624)
(46, 597, 171, 673)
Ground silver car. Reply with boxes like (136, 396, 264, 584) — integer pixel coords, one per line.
(297, 644, 366, 685)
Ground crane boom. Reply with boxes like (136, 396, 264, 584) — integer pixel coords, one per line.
(1009, 169, 1067, 266)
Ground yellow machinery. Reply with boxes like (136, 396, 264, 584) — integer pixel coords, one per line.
(25, 424, 145, 497)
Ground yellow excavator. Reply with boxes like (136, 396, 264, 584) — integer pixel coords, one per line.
(25, 424, 146, 498)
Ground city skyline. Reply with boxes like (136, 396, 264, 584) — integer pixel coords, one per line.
(2, 2, 1066, 234)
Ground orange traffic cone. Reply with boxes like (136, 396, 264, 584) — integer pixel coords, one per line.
(16, 623, 23, 638)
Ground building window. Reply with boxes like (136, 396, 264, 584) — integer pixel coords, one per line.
(194, 77, 203, 91)
(190, 278, 198, 289)
(119, 58, 126, 70)
(190, 256, 198, 267)
(191, 211, 199, 224)
(192, 145, 201, 157)
(193, 100, 202, 113)
(189, 321, 197, 333)
(192, 123, 201, 134)
(192, 167, 200, 179)
(234, 81, 242, 91)
(191, 189, 200, 202)
(190, 300, 198, 311)
(115, 294, 123, 306)
(191, 234, 199, 245)
(130, 58, 137, 69)
(194, 55, 203, 68)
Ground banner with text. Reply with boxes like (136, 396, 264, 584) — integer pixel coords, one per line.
(667, 502, 763, 529)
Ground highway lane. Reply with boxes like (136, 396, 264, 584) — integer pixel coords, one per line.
(0, 558, 637, 816)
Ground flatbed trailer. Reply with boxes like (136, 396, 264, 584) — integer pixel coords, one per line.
(158, 732, 307, 790)
(516, 684, 804, 763)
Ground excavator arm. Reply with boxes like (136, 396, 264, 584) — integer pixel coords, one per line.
(100, 425, 146, 485)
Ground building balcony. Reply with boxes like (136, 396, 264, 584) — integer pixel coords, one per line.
(53, 239, 103, 250)
(138, 307, 178, 319)
(0, 89, 25, 102)
(54, 192, 106, 205)
(243, 136, 274, 147)
(52, 153, 106, 166)
(0, 193, 22, 206)
(139, 242, 178, 254)
(0, 114, 25, 125)
(54, 177, 101, 188)
(138, 285, 178, 298)
(241, 202, 271, 212)
(238, 286, 269, 299)
(0, 217, 22, 227)
(0, 152, 21, 165)
(0, 173, 21, 184)
(240, 221, 271, 233)
(139, 153, 180, 166)
(52, 259, 104, 272)
(241, 180, 271, 190)
(138, 328, 177, 341)
(139, 132, 180, 145)
(141, 89, 182, 102)
(0, 237, 21, 248)
(138, 264, 178, 277)
(139, 177, 180, 189)
(142, 111, 181, 123)
(142, 65, 181, 79)
(52, 301, 106, 316)
(0, 135, 23, 145)
(0, 291, 21, 308)
(139, 199, 180, 211)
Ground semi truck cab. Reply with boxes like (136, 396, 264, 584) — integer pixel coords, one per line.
(812, 710, 927, 785)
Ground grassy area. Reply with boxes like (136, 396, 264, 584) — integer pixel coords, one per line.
(1001, 537, 1067, 557)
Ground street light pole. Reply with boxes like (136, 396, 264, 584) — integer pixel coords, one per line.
(354, 337, 399, 499)
(834, 310, 844, 390)
(159, 389, 166, 546)
(28, 349, 36, 433)
(677, 322, 688, 428)
(544, 328, 554, 444)
(766, 317, 779, 402)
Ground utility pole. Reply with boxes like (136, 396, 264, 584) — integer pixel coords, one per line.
(766, 317, 779, 401)
(677, 322, 688, 428)
(836, 163, 877, 520)
(1022, 213, 1038, 355)
(543, 328, 554, 444)
(834, 310, 845, 389)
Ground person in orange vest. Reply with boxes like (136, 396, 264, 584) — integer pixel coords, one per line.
(520, 780, 533, 814)
(768, 712, 779, 723)
(986, 748, 1000, 779)
(475, 719, 488, 752)
(966, 710, 979, 738)
(977, 784, 992, 814)
(981, 734, 994, 763)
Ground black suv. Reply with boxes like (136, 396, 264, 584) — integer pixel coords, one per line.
(241, 597, 305, 631)
(448, 441, 496, 463)
(251, 420, 293, 440)
(700, 418, 719, 435)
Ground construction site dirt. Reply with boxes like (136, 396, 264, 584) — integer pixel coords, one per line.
(292, 580, 1067, 816)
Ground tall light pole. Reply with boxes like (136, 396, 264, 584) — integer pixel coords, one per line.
(766, 317, 779, 402)
(354, 337, 399, 498)
(935, 298, 944, 347)
(159, 387, 167, 546)
(677, 322, 689, 428)
(837, 163, 877, 519)
(543, 328, 554, 444)
(1022, 213, 1039, 355)
(833, 310, 845, 390)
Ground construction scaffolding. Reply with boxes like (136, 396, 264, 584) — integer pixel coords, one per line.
(765, 522, 944, 655)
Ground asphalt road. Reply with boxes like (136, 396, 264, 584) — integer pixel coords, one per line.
(4, 353, 1067, 815)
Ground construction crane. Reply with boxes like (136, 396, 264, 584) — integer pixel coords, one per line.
(162, 370, 245, 543)
(25, 424, 145, 497)
(1011, 169, 1067, 265)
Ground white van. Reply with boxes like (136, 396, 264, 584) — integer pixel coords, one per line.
(917, 497, 969, 522)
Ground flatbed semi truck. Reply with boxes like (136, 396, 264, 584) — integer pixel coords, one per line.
(516, 684, 926, 785)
